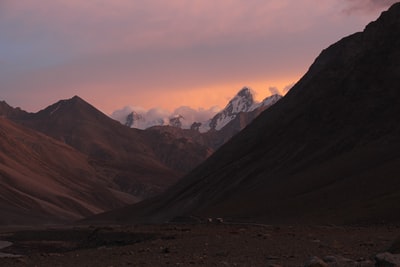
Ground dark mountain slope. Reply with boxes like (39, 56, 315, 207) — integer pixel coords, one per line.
(0, 101, 29, 119)
(144, 126, 213, 173)
(0, 117, 135, 224)
(87, 3, 400, 225)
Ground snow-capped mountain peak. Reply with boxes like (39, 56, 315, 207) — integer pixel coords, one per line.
(111, 87, 282, 132)
(228, 87, 254, 114)
(208, 87, 256, 131)
(205, 89, 282, 131)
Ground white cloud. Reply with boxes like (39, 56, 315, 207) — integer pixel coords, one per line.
(172, 106, 220, 128)
(110, 105, 219, 129)
(268, 86, 280, 95)
(110, 106, 133, 123)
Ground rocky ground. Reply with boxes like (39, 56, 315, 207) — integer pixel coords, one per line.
(0, 223, 399, 267)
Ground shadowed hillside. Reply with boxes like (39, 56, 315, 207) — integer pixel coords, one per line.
(0, 117, 136, 224)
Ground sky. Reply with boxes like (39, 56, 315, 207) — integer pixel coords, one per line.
(0, 0, 398, 115)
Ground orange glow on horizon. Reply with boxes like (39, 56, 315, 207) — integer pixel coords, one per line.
(87, 77, 299, 115)
(1, 1, 392, 115)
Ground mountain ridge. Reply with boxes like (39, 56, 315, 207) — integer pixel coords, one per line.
(115, 87, 282, 133)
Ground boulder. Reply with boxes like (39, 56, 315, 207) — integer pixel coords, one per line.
(375, 252, 400, 267)
(304, 256, 328, 267)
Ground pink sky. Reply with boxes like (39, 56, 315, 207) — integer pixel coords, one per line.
(0, 0, 398, 114)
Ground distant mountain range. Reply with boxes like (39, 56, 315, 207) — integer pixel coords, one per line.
(87, 3, 400, 225)
(112, 87, 282, 133)
(111, 88, 282, 152)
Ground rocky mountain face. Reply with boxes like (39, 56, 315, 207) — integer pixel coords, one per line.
(89, 3, 400, 225)
(144, 127, 214, 173)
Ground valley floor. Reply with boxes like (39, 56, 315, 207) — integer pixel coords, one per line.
(0, 223, 398, 266)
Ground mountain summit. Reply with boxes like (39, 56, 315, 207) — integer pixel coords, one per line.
(208, 88, 281, 131)
(0, 100, 28, 119)
(113, 87, 281, 132)
(208, 87, 255, 131)
(89, 3, 400, 225)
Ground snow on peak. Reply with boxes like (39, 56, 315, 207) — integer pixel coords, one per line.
(229, 87, 254, 114)
(111, 87, 282, 132)
(249, 94, 282, 112)
(208, 87, 256, 131)
(205, 89, 283, 131)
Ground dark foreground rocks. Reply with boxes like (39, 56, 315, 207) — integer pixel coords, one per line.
(0, 224, 399, 267)
(375, 252, 400, 267)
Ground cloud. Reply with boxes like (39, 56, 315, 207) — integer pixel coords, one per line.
(268, 86, 280, 95)
(172, 106, 219, 128)
(146, 108, 171, 123)
(282, 82, 296, 94)
(110, 105, 218, 129)
(342, 0, 399, 14)
(0, 0, 350, 56)
(110, 106, 145, 124)
(0, 0, 391, 113)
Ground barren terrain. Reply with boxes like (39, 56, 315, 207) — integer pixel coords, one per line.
(0, 223, 399, 266)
